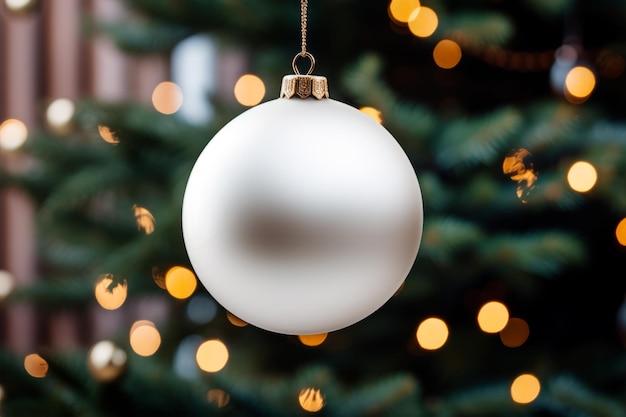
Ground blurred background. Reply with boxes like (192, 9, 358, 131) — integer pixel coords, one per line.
(1, 0, 626, 416)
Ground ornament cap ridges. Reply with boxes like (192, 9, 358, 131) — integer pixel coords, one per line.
(280, 74, 329, 100)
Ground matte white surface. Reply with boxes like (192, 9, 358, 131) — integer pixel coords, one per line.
(182, 98, 423, 335)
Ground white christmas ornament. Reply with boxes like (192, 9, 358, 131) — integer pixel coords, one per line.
(182, 32, 423, 335)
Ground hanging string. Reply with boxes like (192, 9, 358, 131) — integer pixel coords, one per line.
(300, 0, 308, 56)
(292, 0, 315, 75)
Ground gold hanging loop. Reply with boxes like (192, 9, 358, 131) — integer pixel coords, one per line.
(292, 51, 315, 75)
(280, 0, 329, 99)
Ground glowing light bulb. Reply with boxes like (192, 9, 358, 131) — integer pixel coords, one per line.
(234, 74, 266, 107)
(433, 39, 462, 69)
(129, 320, 161, 356)
(0, 119, 28, 151)
(152, 81, 183, 114)
(511, 374, 541, 404)
(408, 6, 438, 38)
(567, 161, 597, 192)
(196, 339, 229, 372)
(477, 301, 509, 333)
(416, 317, 449, 350)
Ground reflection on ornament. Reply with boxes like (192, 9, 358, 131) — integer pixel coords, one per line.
(87, 340, 127, 382)
(183, 79, 423, 335)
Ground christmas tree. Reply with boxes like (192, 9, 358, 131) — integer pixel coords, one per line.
(1, 0, 626, 416)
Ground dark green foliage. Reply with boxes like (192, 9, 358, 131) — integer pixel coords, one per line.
(2, 0, 626, 416)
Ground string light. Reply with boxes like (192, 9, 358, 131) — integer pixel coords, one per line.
(165, 266, 197, 300)
(298, 333, 328, 346)
(0, 118, 28, 151)
(196, 339, 229, 372)
(129, 320, 161, 356)
(152, 81, 184, 115)
(388, 0, 420, 24)
(499, 317, 530, 348)
(234, 74, 266, 106)
(298, 387, 325, 412)
(433, 39, 462, 69)
(416, 317, 449, 350)
(510, 374, 541, 404)
(567, 161, 597, 193)
(408, 6, 438, 38)
(477, 301, 509, 333)
(23, 354, 48, 378)
(94, 274, 128, 310)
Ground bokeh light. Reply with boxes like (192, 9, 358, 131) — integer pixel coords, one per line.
(207, 389, 230, 408)
(5, 0, 36, 13)
(24, 353, 48, 378)
(186, 295, 217, 324)
(196, 339, 229, 373)
(502, 148, 538, 203)
(165, 266, 197, 300)
(0, 118, 28, 151)
(567, 161, 597, 193)
(98, 125, 120, 144)
(416, 317, 449, 350)
(129, 320, 161, 357)
(388, 0, 420, 24)
(408, 6, 438, 38)
(510, 374, 541, 404)
(298, 333, 328, 347)
(87, 340, 127, 382)
(565, 66, 596, 100)
(234, 74, 266, 107)
(499, 317, 530, 348)
(298, 387, 325, 413)
(433, 39, 462, 69)
(94, 274, 128, 310)
(360, 106, 383, 124)
(615, 218, 626, 246)
(477, 301, 509, 333)
(46, 98, 75, 133)
(226, 311, 249, 327)
(152, 81, 184, 115)
(0, 270, 15, 300)
(133, 205, 156, 234)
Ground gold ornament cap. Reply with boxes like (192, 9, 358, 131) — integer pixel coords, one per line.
(280, 52, 329, 100)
